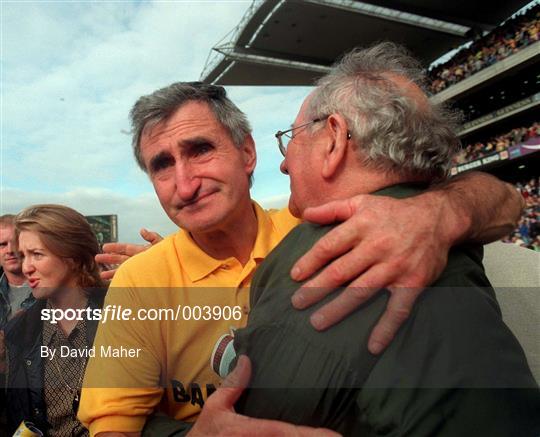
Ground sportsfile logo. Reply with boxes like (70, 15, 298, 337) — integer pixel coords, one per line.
(41, 304, 243, 324)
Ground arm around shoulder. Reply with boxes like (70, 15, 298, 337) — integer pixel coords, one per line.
(427, 171, 523, 245)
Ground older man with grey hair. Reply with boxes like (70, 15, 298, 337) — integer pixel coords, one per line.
(191, 42, 540, 436)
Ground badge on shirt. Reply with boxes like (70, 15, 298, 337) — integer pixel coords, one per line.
(211, 330, 237, 378)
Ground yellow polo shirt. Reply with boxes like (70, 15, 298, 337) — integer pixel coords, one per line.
(79, 203, 298, 435)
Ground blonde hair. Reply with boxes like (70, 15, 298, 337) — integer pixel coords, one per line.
(14, 204, 104, 288)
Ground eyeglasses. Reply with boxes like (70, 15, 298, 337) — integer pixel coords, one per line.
(275, 117, 327, 157)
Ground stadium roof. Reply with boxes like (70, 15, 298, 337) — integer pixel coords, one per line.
(201, 0, 533, 85)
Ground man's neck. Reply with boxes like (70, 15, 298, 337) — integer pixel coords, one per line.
(3, 270, 26, 287)
(190, 202, 259, 266)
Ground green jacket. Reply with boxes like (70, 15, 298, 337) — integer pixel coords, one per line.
(233, 184, 540, 436)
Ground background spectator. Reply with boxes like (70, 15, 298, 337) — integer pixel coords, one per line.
(5, 204, 106, 435)
(503, 176, 540, 251)
(428, 4, 539, 95)
(453, 121, 539, 164)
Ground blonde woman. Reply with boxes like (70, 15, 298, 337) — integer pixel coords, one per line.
(5, 204, 105, 436)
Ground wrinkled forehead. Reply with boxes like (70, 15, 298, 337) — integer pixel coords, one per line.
(141, 101, 224, 143)
(0, 224, 15, 240)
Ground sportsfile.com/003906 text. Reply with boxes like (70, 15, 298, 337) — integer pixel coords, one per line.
(40, 304, 243, 324)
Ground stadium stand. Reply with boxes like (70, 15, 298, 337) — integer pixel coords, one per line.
(200, 0, 532, 86)
(453, 121, 539, 164)
(454, 62, 539, 123)
(425, 3, 539, 252)
(428, 4, 539, 94)
(202, 1, 540, 253)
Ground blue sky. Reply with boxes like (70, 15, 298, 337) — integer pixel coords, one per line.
(1, 1, 311, 242)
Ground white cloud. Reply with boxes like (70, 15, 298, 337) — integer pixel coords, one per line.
(1, 1, 297, 238)
(2, 1, 252, 194)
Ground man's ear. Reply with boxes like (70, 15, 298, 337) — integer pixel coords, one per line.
(242, 135, 257, 175)
(322, 113, 349, 179)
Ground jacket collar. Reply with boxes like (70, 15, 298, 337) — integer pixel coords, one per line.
(5, 288, 106, 350)
(0, 269, 10, 297)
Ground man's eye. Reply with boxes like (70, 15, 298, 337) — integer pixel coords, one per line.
(192, 144, 213, 157)
(150, 156, 175, 173)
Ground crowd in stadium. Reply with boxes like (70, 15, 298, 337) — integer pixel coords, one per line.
(452, 121, 540, 165)
(428, 4, 539, 95)
(503, 177, 540, 251)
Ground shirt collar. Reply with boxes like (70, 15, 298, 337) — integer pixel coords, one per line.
(42, 301, 88, 346)
(250, 202, 278, 262)
(372, 182, 428, 198)
(175, 202, 275, 282)
(175, 230, 224, 282)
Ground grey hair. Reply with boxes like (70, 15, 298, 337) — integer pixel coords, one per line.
(130, 82, 252, 172)
(308, 42, 462, 179)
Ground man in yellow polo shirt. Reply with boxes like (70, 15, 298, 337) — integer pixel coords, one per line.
(79, 81, 523, 436)
(79, 83, 309, 436)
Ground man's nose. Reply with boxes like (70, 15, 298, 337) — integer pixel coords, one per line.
(280, 158, 289, 175)
(175, 162, 202, 201)
(6, 240, 15, 254)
